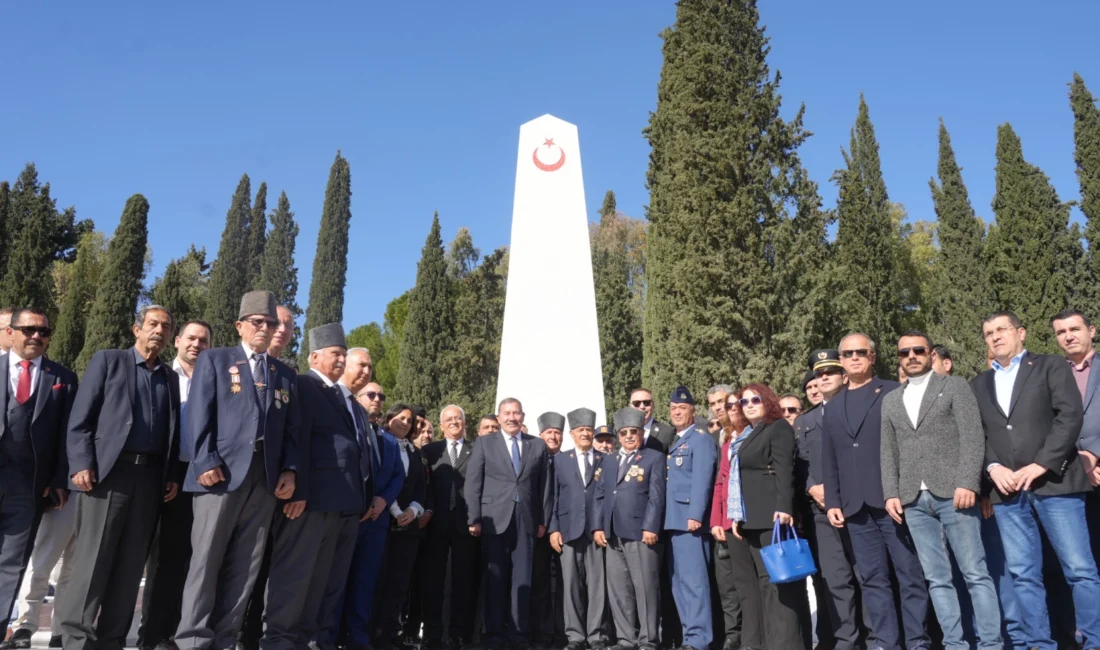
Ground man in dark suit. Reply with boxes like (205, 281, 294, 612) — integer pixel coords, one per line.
(421, 404, 479, 649)
(61, 305, 183, 650)
(0, 308, 76, 635)
(174, 291, 300, 650)
(531, 412, 565, 649)
(821, 332, 929, 650)
(974, 311, 1100, 650)
(464, 397, 551, 649)
(629, 388, 674, 454)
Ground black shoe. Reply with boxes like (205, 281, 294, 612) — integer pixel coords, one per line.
(2, 629, 32, 650)
(49, 637, 62, 649)
(564, 643, 586, 650)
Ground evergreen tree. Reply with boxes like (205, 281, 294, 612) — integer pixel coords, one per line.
(148, 245, 211, 337)
(302, 152, 352, 369)
(347, 322, 385, 364)
(394, 213, 453, 409)
(1072, 73, 1100, 306)
(376, 292, 410, 392)
(204, 174, 253, 347)
(49, 232, 108, 366)
(643, 0, 829, 404)
(247, 182, 268, 288)
(832, 95, 906, 373)
(257, 190, 303, 362)
(926, 120, 991, 377)
(1, 169, 60, 310)
(0, 181, 11, 276)
(76, 194, 150, 373)
(985, 124, 1074, 354)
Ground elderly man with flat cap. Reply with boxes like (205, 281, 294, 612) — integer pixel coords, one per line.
(550, 408, 609, 650)
(592, 407, 666, 650)
(175, 290, 301, 650)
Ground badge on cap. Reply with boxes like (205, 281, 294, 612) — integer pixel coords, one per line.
(818, 351, 827, 360)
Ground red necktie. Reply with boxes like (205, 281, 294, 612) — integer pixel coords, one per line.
(15, 360, 32, 405)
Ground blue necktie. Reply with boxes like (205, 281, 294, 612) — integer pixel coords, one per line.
(510, 435, 522, 476)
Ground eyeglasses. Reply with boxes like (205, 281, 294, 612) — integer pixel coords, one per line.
(738, 396, 763, 408)
(724, 401, 738, 410)
(618, 427, 641, 436)
(814, 368, 843, 379)
(840, 349, 870, 358)
(782, 406, 801, 415)
(897, 346, 928, 358)
(362, 391, 385, 401)
(15, 326, 52, 337)
(243, 317, 279, 330)
(707, 420, 719, 429)
(631, 400, 652, 408)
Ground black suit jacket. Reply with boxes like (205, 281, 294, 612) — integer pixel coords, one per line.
(971, 351, 1088, 502)
(67, 349, 183, 487)
(793, 404, 824, 508)
(821, 377, 900, 516)
(717, 419, 797, 530)
(0, 354, 78, 496)
(296, 372, 368, 513)
(645, 420, 675, 454)
(390, 442, 429, 535)
(423, 438, 474, 536)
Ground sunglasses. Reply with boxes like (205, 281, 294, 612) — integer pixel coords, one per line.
(15, 326, 53, 337)
(897, 346, 928, 358)
(738, 396, 763, 408)
(631, 399, 653, 408)
(362, 391, 385, 401)
(814, 368, 843, 379)
(840, 349, 870, 358)
(782, 406, 801, 415)
(724, 401, 738, 410)
(243, 317, 279, 330)
(707, 420, 720, 429)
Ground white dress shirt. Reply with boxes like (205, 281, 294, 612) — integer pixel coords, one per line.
(446, 438, 465, 463)
(241, 343, 267, 380)
(903, 370, 933, 491)
(575, 448, 595, 483)
(390, 438, 425, 518)
(7, 351, 41, 398)
(308, 368, 359, 424)
(504, 431, 523, 459)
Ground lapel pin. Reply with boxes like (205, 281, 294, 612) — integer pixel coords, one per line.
(875, 387, 881, 394)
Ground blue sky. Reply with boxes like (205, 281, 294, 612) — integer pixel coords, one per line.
(2, 1, 1097, 329)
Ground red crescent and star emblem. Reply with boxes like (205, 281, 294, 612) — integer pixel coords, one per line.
(532, 137, 565, 172)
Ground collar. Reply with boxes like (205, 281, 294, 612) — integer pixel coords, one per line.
(133, 345, 164, 370)
(7, 350, 42, 371)
(310, 367, 336, 387)
(905, 370, 933, 388)
(446, 437, 464, 446)
(992, 350, 1027, 373)
(241, 342, 267, 361)
(503, 431, 522, 444)
(1068, 350, 1096, 371)
(172, 358, 192, 379)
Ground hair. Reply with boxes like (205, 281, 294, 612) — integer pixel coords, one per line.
(738, 383, 784, 426)
(981, 310, 1022, 331)
(838, 331, 876, 352)
(347, 347, 371, 359)
(1051, 309, 1092, 328)
(178, 319, 212, 343)
(723, 388, 748, 444)
(382, 402, 415, 433)
(779, 393, 801, 402)
(9, 307, 50, 328)
(441, 404, 466, 421)
(629, 386, 652, 397)
(933, 345, 952, 361)
(899, 329, 933, 350)
(0, 307, 12, 318)
(412, 405, 427, 419)
(497, 397, 523, 413)
(135, 304, 174, 331)
(480, 414, 499, 424)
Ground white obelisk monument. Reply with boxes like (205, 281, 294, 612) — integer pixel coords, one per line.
(495, 114, 606, 443)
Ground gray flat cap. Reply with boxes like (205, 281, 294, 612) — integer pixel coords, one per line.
(613, 407, 646, 432)
(567, 407, 596, 430)
(537, 411, 565, 433)
(309, 323, 346, 351)
(238, 290, 278, 320)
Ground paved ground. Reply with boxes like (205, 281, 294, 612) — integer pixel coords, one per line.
(24, 585, 144, 648)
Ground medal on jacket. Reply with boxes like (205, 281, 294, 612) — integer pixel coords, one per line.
(676, 456, 683, 467)
(229, 366, 241, 393)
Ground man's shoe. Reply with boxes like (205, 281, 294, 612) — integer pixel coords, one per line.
(49, 636, 62, 649)
(1, 629, 32, 650)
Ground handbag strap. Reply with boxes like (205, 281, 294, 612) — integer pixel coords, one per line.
(771, 519, 782, 545)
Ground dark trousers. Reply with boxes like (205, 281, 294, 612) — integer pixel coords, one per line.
(138, 493, 194, 648)
(727, 528, 806, 650)
(422, 527, 481, 645)
(402, 544, 427, 641)
(712, 534, 742, 648)
(238, 531, 273, 650)
(337, 517, 389, 646)
(482, 512, 535, 645)
(61, 461, 163, 650)
(846, 506, 930, 650)
(530, 534, 565, 645)
(370, 529, 421, 645)
(0, 468, 38, 631)
(658, 540, 682, 648)
(810, 508, 870, 650)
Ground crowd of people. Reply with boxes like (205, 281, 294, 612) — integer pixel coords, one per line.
(0, 293, 1099, 650)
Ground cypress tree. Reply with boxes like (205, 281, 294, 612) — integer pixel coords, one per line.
(925, 120, 990, 377)
(257, 190, 303, 361)
(0, 170, 58, 310)
(643, 0, 826, 403)
(832, 95, 906, 372)
(76, 194, 150, 373)
(394, 213, 453, 409)
(376, 291, 410, 392)
(247, 182, 268, 287)
(985, 124, 1073, 353)
(301, 152, 352, 369)
(148, 245, 210, 332)
(0, 181, 10, 275)
(1072, 73, 1100, 306)
(204, 174, 253, 347)
(50, 232, 108, 366)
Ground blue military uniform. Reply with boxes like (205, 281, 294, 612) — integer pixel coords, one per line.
(663, 387, 718, 650)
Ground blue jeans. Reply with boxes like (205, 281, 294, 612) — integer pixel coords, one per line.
(979, 508, 1028, 650)
(994, 491, 1100, 650)
(905, 492, 1002, 650)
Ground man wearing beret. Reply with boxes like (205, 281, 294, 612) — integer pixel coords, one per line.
(663, 386, 718, 650)
(531, 412, 566, 649)
(550, 408, 609, 650)
(175, 291, 301, 650)
(592, 407, 666, 650)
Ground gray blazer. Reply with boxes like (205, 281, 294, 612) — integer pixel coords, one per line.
(880, 372, 985, 505)
(1076, 356, 1100, 457)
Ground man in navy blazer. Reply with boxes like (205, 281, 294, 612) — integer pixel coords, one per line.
(175, 291, 300, 650)
(61, 305, 182, 650)
(0, 308, 77, 634)
(822, 332, 928, 650)
(464, 397, 551, 649)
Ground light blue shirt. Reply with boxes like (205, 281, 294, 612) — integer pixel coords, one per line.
(992, 349, 1027, 415)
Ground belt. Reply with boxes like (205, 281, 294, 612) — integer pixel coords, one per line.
(254, 439, 265, 453)
(118, 452, 163, 466)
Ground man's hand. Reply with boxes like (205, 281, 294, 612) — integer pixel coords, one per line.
(989, 464, 1016, 495)
(396, 507, 416, 527)
(1012, 463, 1048, 492)
(164, 482, 180, 502)
(283, 500, 306, 519)
(642, 531, 658, 546)
(367, 496, 386, 520)
(885, 498, 904, 524)
(537, 524, 546, 539)
(72, 469, 96, 492)
(687, 519, 702, 532)
(273, 471, 296, 500)
(953, 488, 977, 510)
(468, 523, 482, 538)
(1091, 466, 1100, 487)
(593, 530, 607, 547)
(827, 508, 846, 528)
(43, 487, 68, 509)
(418, 511, 432, 529)
(549, 531, 564, 553)
(808, 484, 826, 509)
(711, 526, 727, 543)
(198, 467, 225, 488)
(980, 495, 994, 519)
(1080, 450, 1098, 475)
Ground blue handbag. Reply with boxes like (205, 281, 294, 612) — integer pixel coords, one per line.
(760, 521, 818, 584)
